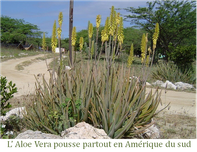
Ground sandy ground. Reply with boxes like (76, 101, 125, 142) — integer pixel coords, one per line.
(0, 55, 196, 117)
(0, 54, 52, 97)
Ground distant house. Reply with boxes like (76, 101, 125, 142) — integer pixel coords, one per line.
(17, 43, 34, 50)
(55, 48, 65, 53)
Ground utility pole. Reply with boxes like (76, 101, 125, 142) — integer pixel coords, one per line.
(69, 0, 74, 66)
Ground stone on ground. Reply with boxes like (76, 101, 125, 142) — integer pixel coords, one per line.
(175, 82, 194, 90)
(15, 130, 63, 139)
(61, 122, 110, 139)
(0, 107, 25, 122)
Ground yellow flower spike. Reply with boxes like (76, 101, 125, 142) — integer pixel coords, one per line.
(152, 23, 159, 50)
(117, 17, 124, 47)
(57, 27, 62, 39)
(88, 23, 93, 39)
(141, 33, 146, 63)
(58, 12, 63, 27)
(148, 46, 152, 54)
(116, 12, 120, 25)
(101, 17, 109, 44)
(146, 33, 148, 43)
(127, 43, 134, 67)
(51, 20, 57, 53)
(96, 15, 101, 29)
(79, 37, 84, 51)
(146, 55, 150, 66)
(71, 26, 76, 46)
(57, 12, 63, 39)
(109, 6, 116, 36)
(42, 32, 46, 51)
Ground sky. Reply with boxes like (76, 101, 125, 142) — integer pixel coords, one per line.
(0, 0, 149, 38)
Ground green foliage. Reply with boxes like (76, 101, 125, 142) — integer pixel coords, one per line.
(0, 76, 17, 116)
(152, 61, 196, 84)
(123, 27, 146, 55)
(168, 44, 196, 73)
(122, 0, 196, 61)
(1, 16, 42, 45)
(1, 115, 25, 139)
(24, 61, 162, 138)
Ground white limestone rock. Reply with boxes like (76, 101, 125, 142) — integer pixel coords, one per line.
(61, 122, 110, 139)
(175, 82, 194, 90)
(15, 130, 63, 139)
(65, 66, 71, 71)
(0, 107, 26, 122)
(152, 80, 164, 86)
(142, 124, 160, 139)
(161, 80, 177, 90)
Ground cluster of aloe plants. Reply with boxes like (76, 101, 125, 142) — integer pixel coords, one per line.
(23, 6, 163, 138)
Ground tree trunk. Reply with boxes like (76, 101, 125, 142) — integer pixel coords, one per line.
(69, 0, 74, 66)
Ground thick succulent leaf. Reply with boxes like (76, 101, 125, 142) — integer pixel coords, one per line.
(114, 111, 138, 139)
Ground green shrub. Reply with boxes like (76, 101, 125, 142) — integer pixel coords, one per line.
(168, 44, 196, 73)
(0, 76, 17, 116)
(152, 61, 196, 84)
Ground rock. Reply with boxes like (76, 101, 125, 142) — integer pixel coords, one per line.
(9, 55, 14, 58)
(152, 80, 195, 90)
(0, 55, 6, 59)
(62, 55, 67, 58)
(146, 82, 151, 86)
(142, 124, 160, 139)
(152, 80, 164, 86)
(0, 107, 26, 122)
(15, 130, 63, 139)
(129, 76, 140, 83)
(15, 122, 110, 139)
(18, 53, 28, 56)
(65, 66, 71, 71)
(6, 131, 14, 135)
(175, 82, 194, 90)
(161, 80, 177, 90)
(61, 122, 110, 139)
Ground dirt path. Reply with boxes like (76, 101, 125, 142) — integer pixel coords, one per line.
(0, 55, 196, 117)
(147, 88, 196, 117)
(0, 54, 52, 97)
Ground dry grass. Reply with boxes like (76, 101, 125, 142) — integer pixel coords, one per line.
(154, 113, 196, 139)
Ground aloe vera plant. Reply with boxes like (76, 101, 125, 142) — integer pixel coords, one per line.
(24, 6, 164, 138)
(23, 60, 162, 138)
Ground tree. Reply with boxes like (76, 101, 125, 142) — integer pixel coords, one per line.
(1, 16, 42, 45)
(122, 0, 196, 61)
(123, 27, 146, 55)
(69, 0, 74, 66)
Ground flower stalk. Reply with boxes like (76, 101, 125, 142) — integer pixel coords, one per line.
(71, 26, 77, 64)
(51, 20, 57, 53)
(88, 22, 93, 59)
(42, 32, 46, 51)
(127, 43, 134, 67)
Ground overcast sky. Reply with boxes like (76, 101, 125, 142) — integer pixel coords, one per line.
(1, 0, 150, 38)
